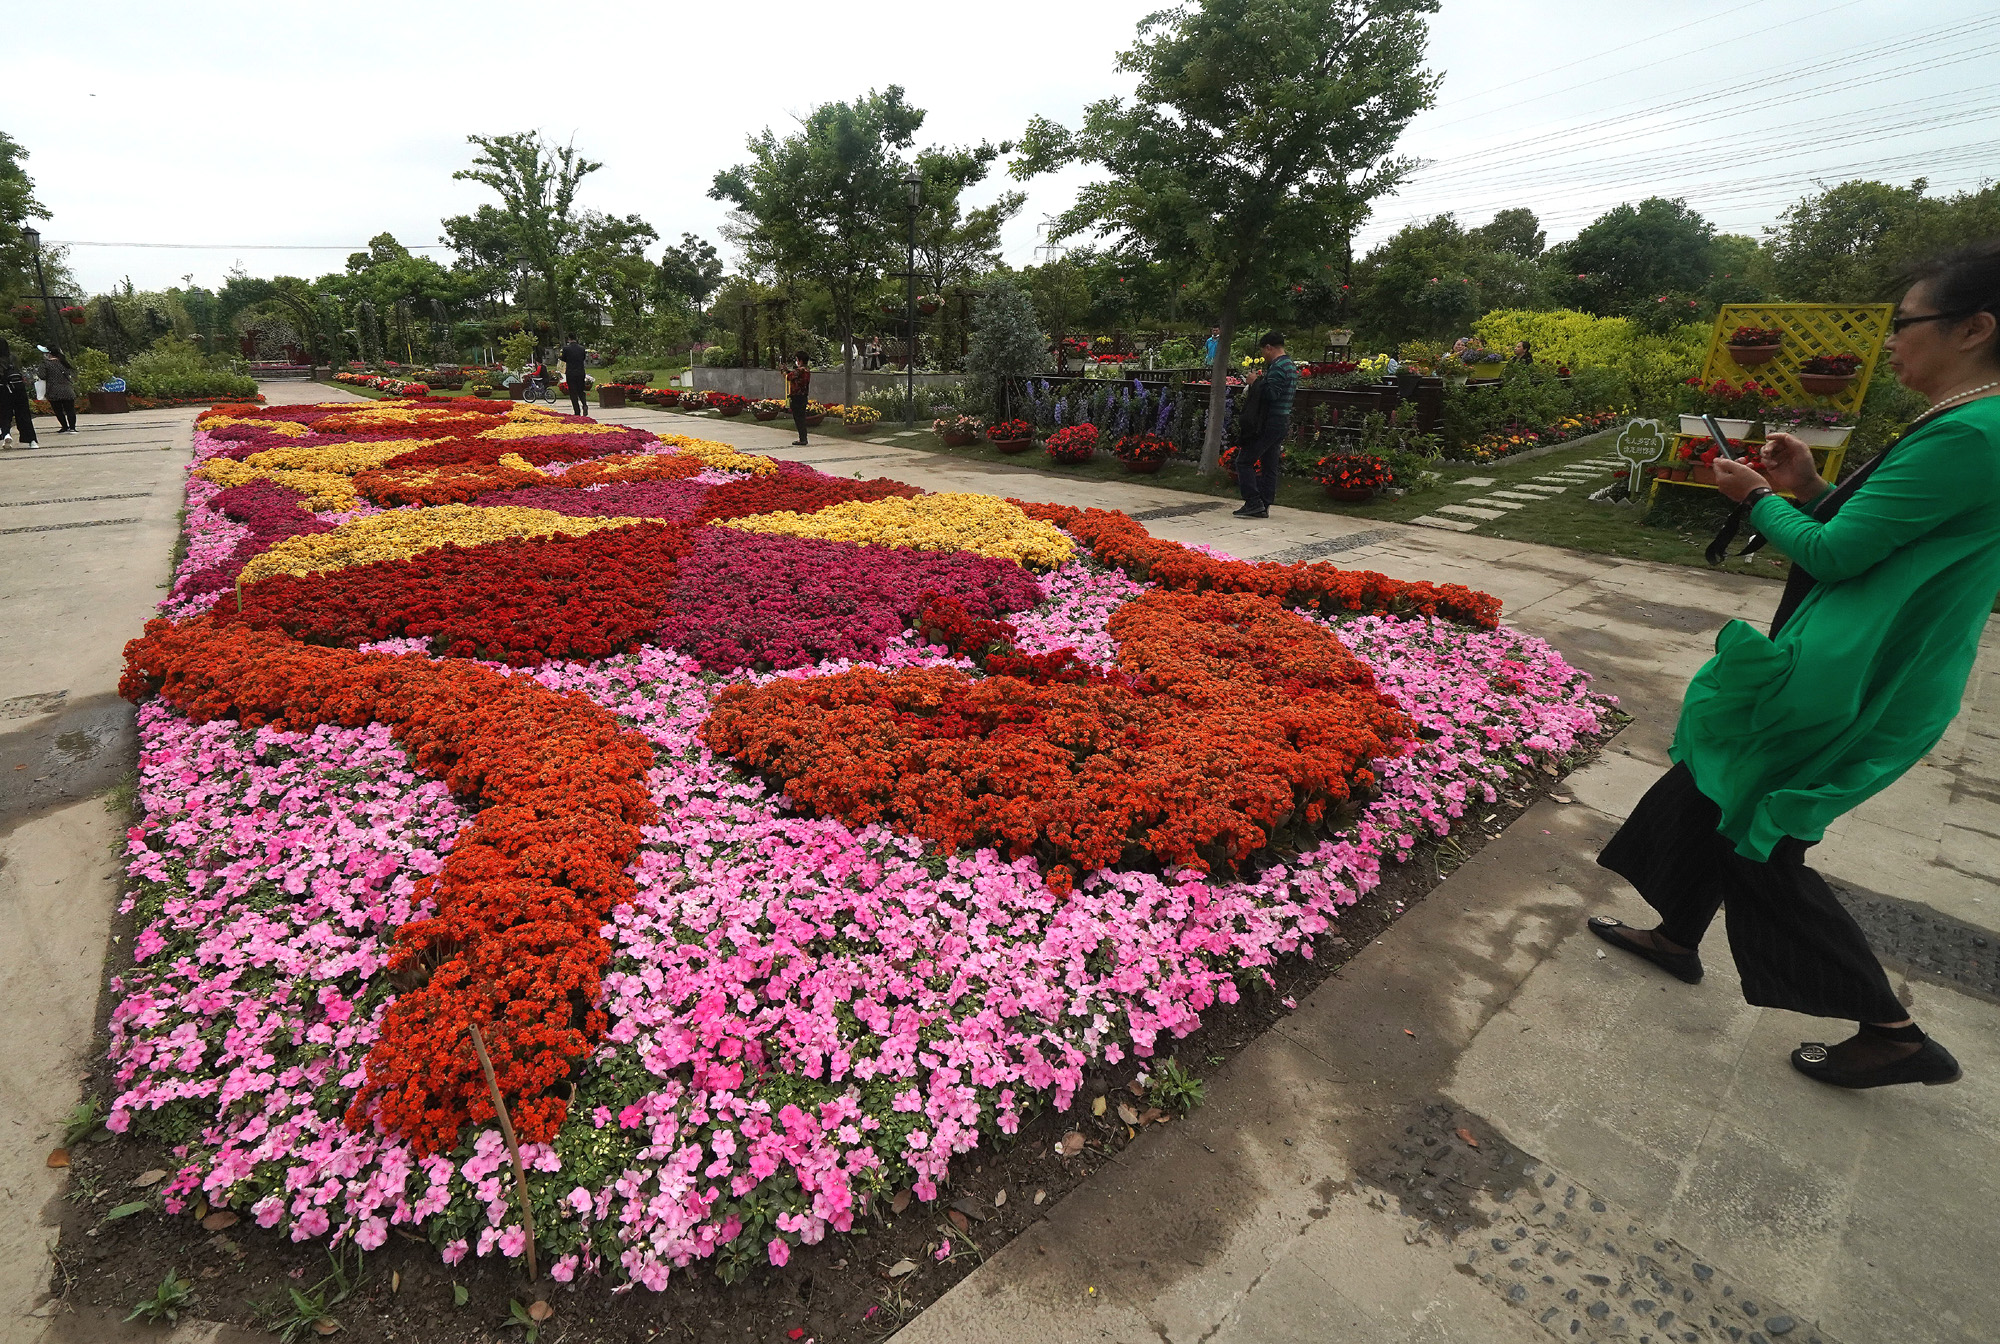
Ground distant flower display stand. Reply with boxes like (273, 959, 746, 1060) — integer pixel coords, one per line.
(1649, 301, 1890, 511)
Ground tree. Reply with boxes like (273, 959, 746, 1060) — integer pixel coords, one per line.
(452, 132, 602, 339)
(1348, 213, 1545, 347)
(1469, 207, 1545, 260)
(1548, 197, 1715, 315)
(964, 276, 1050, 416)
(1013, 0, 1441, 472)
(911, 144, 1024, 284)
(1766, 178, 2000, 302)
(712, 88, 925, 405)
(0, 130, 52, 329)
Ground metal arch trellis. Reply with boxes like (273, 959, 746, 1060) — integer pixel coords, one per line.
(1701, 302, 1894, 419)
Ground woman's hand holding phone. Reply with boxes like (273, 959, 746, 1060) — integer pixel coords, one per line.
(1712, 455, 1773, 502)
(1760, 432, 1831, 501)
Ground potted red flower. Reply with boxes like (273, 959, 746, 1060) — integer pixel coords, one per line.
(1045, 424, 1099, 465)
(1798, 352, 1861, 396)
(1724, 324, 1784, 366)
(1112, 432, 1172, 474)
(987, 419, 1034, 453)
(1316, 452, 1392, 502)
(710, 393, 750, 417)
(60, 305, 86, 326)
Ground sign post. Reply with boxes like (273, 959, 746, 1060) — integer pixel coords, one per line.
(1613, 418, 1670, 499)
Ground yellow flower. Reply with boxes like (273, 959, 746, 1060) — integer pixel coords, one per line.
(720, 493, 1073, 569)
(192, 459, 360, 512)
(197, 414, 308, 436)
(239, 504, 644, 584)
(657, 435, 780, 476)
(242, 440, 446, 475)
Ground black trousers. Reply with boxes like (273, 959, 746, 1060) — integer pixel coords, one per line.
(1236, 415, 1288, 509)
(50, 398, 76, 431)
(1598, 762, 1905, 1023)
(1, 387, 34, 443)
(566, 377, 588, 417)
(791, 395, 809, 444)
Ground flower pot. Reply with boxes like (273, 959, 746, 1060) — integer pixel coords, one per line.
(597, 385, 626, 409)
(942, 430, 973, 447)
(1444, 375, 1469, 390)
(1798, 372, 1856, 396)
(717, 407, 744, 417)
(1668, 467, 1690, 481)
(1121, 459, 1164, 474)
(918, 301, 940, 316)
(1679, 415, 1751, 439)
(86, 389, 129, 414)
(803, 414, 825, 427)
(1725, 343, 1781, 366)
(1691, 463, 1718, 485)
(843, 420, 877, 433)
(991, 437, 1033, 454)
(753, 410, 779, 421)
(1323, 485, 1378, 502)
(1781, 425, 1852, 448)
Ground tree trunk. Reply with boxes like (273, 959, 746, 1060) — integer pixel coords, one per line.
(840, 305, 856, 408)
(1197, 287, 1246, 475)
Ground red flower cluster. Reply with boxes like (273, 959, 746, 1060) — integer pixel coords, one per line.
(1044, 424, 1099, 464)
(119, 620, 657, 1155)
(1111, 433, 1172, 468)
(986, 419, 1033, 443)
(382, 425, 660, 470)
(355, 459, 550, 507)
(1315, 453, 1392, 490)
(1800, 351, 1861, 376)
(174, 481, 338, 604)
(1727, 325, 1784, 347)
(691, 472, 921, 525)
(707, 393, 750, 416)
(1017, 502, 1501, 628)
(217, 522, 690, 664)
(703, 587, 1413, 877)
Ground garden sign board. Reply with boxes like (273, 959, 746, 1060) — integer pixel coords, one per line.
(1614, 418, 1669, 496)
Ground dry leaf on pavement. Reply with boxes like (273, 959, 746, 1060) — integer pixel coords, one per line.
(46, 1149, 68, 1169)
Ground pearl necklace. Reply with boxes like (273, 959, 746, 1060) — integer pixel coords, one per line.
(1928, 379, 2000, 414)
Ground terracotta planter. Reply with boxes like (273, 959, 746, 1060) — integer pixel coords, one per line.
(598, 386, 627, 409)
(803, 414, 825, 428)
(1120, 458, 1164, 474)
(1725, 343, 1781, 366)
(943, 430, 973, 447)
(1691, 463, 1718, 485)
(1323, 485, 1378, 503)
(1668, 467, 1690, 481)
(1798, 372, 1856, 396)
(990, 438, 1033, 454)
(717, 407, 744, 417)
(842, 420, 878, 433)
(86, 389, 129, 414)
(753, 410, 779, 421)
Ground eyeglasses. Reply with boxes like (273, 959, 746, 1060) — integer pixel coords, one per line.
(1891, 310, 1968, 334)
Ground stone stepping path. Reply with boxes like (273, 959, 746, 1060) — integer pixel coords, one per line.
(1409, 457, 1616, 534)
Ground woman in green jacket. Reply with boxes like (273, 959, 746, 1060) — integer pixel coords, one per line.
(1593, 240, 2000, 1090)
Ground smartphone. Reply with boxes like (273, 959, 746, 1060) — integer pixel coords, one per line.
(1701, 413, 1738, 461)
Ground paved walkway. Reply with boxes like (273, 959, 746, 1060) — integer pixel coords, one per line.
(608, 405, 2000, 1344)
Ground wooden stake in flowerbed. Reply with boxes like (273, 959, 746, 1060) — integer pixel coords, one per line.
(468, 1023, 540, 1284)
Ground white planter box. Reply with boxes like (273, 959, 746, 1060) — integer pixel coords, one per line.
(1777, 425, 1852, 448)
(1680, 414, 1752, 438)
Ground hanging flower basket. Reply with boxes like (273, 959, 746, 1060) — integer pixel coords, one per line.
(1798, 372, 1855, 395)
(1797, 352, 1861, 397)
(1723, 324, 1784, 367)
(917, 294, 942, 316)
(61, 305, 87, 326)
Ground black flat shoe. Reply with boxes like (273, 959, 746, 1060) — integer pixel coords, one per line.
(1586, 915, 1703, 984)
(1791, 1037, 1962, 1089)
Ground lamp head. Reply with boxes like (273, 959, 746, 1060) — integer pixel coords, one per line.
(22, 225, 39, 249)
(905, 172, 922, 207)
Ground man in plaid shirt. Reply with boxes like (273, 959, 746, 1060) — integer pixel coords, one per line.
(1233, 331, 1296, 519)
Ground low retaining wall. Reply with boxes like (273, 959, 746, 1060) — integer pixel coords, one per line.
(693, 367, 965, 402)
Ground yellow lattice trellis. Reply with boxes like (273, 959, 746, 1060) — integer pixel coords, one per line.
(1701, 302, 1893, 419)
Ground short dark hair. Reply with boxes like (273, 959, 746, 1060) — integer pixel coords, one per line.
(1908, 239, 2000, 359)
(794, 351, 809, 365)
(1258, 330, 1285, 349)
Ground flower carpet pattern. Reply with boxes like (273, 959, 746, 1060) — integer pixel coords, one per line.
(109, 398, 1614, 1287)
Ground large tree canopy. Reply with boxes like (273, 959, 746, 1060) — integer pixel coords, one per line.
(450, 131, 602, 339)
(1547, 196, 1715, 315)
(1013, 0, 1440, 471)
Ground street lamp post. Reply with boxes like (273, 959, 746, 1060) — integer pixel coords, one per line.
(903, 172, 921, 428)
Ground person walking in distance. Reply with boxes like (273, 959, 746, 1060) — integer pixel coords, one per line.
(1204, 325, 1222, 369)
(1591, 240, 2000, 1089)
(785, 353, 812, 445)
(559, 335, 590, 417)
(0, 338, 39, 451)
(38, 347, 77, 433)
(1232, 331, 1296, 520)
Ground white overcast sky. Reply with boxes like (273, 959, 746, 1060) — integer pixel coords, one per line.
(14, 0, 1998, 297)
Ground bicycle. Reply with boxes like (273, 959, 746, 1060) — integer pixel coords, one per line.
(520, 377, 557, 405)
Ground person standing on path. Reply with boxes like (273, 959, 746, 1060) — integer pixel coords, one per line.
(0, 338, 38, 451)
(37, 348, 77, 434)
(1590, 240, 2000, 1090)
(559, 336, 589, 417)
(785, 353, 812, 445)
(1232, 332, 1295, 520)
(1204, 325, 1222, 369)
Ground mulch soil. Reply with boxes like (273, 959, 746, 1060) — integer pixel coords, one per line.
(48, 728, 1618, 1344)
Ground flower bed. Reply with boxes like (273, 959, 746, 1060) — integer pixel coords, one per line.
(103, 398, 1613, 1291)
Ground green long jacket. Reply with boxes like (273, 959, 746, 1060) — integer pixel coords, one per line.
(1671, 396, 2000, 860)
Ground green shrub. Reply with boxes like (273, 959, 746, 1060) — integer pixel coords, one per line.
(117, 338, 257, 399)
(1473, 308, 1705, 412)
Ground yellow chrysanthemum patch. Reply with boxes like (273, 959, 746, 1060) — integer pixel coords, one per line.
(242, 440, 448, 475)
(193, 460, 360, 512)
(657, 434, 780, 476)
(238, 505, 644, 584)
(720, 492, 1073, 569)
(196, 414, 308, 436)
(478, 407, 626, 440)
